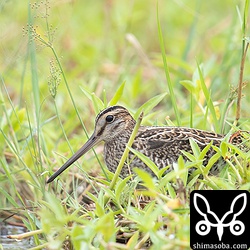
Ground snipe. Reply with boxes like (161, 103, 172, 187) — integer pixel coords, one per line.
(47, 106, 248, 183)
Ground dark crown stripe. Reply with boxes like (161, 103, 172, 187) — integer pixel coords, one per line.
(96, 106, 127, 121)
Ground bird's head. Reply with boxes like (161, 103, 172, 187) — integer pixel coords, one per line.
(46, 106, 135, 183)
(93, 105, 136, 142)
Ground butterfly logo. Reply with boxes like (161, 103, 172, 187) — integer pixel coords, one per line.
(193, 193, 247, 241)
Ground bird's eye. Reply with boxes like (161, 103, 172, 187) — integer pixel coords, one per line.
(106, 115, 114, 123)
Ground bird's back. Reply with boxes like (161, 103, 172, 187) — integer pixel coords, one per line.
(104, 126, 248, 177)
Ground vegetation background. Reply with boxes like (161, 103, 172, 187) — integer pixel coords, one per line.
(0, 0, 249, 249)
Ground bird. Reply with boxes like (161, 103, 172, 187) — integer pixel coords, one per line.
(47, 105, 248, 183)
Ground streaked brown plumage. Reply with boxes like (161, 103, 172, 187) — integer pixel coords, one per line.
(47, 106, 248, 183)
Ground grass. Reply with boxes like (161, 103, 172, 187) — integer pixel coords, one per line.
(1, 0, 250, 249)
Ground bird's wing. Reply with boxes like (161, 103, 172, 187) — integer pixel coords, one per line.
(138, 127, 223, 151)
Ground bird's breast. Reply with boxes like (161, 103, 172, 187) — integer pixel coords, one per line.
(103, 136, 128, 173)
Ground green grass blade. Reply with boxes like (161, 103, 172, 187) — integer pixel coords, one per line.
(109, 81, 125, 106)
(128, 147, 160, 178)
(28, 6, 40, 120)
(196, 62, 219, 132)
(157, 3, 181, 126)
(134, 92, 167, 120)
(108, 111, 143, 192)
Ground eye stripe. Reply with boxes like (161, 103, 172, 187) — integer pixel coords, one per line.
(97, 124, 106, 137)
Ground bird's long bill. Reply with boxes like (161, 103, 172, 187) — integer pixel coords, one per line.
(47, 134, 99, 183)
